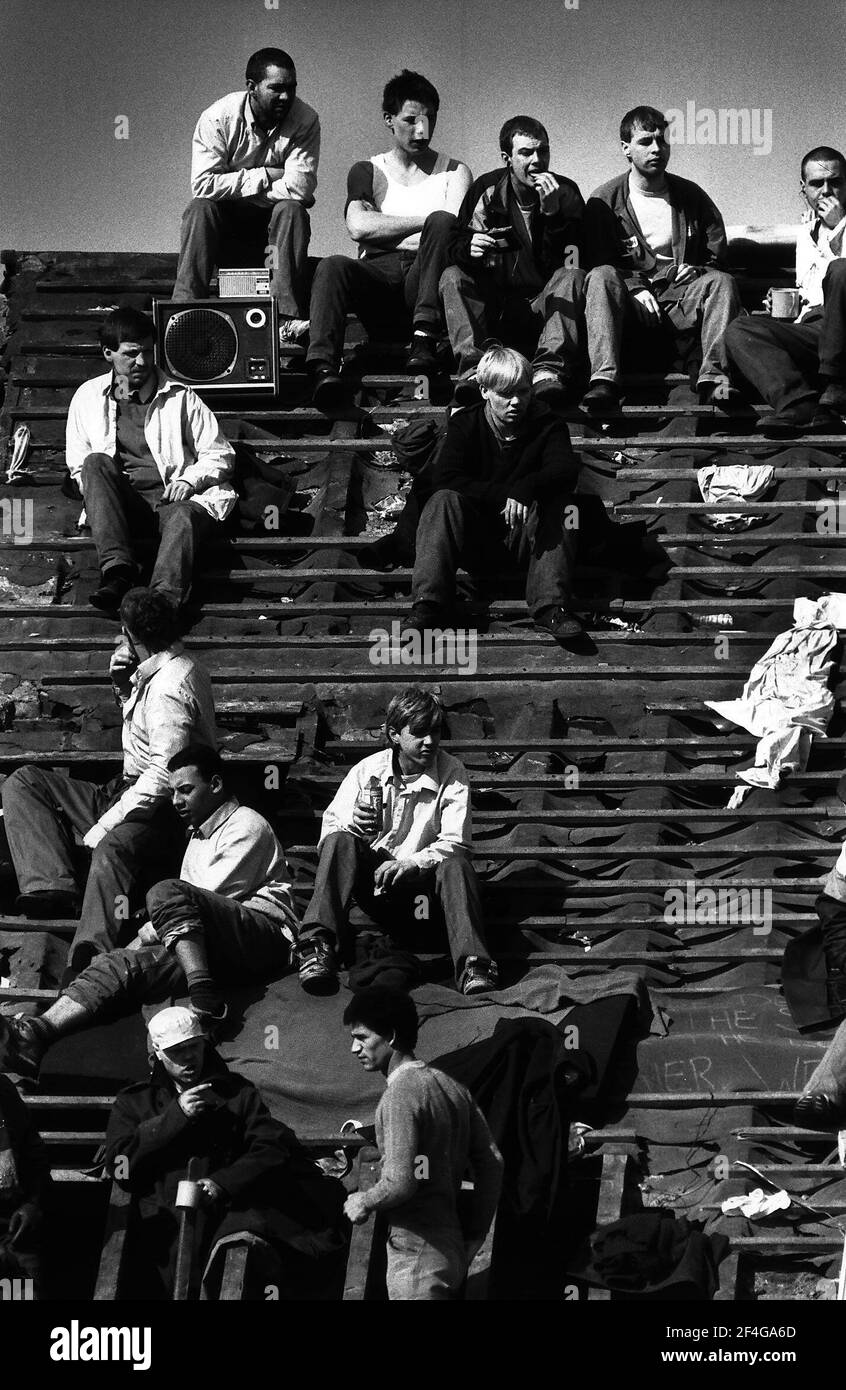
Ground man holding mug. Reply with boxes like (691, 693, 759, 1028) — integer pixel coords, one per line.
(726, 145, 846, 435)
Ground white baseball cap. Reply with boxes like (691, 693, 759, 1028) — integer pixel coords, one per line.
(147, 1006, 205, 1053)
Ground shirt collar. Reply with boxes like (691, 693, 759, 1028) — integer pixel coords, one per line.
(110, 370, 157, 405)
(243, 90, 281, 139)
(387, 1059, 425, 1085)
(131, 641, 184, 690)
(104, 367, 169, 403)
(388, 747, 442, 794)
(192, 797, 240, 840)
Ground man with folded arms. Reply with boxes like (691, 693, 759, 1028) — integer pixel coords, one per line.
(305, 69, 471, 407)
(440, 115, 586, 404)
(726, 146, 846, 436)
(1, 588, 216, 977)
(0, 746, 297, 1084)
(582, 104, 741, 415)
(173, 47, 320, 343)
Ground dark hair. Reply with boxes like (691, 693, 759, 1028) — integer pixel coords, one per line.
(382, 69, 439, 117)
(620, 105, 668, 144)
(499, 115, 549, 156)
(99, 306, 155, 353)
(246, 48, 296, 84)
(384, 687, 444, 738)
(167, 743, 224, 780)
(801, 145, 846, 179)
(342, 986, 419, 1051)
(119, 588, 181, 651)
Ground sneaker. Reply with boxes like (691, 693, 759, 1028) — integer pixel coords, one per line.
(297, 939, 339, 996)
(189, 1000, 229, 1038)
(406, 332, 440, 374)
(459, 957, 499, 996)
(793, 1092, 846, 1131)
(279, 318, 310, 346)
(581, 380, 620, 416)
(0, 1014, 50, 1083)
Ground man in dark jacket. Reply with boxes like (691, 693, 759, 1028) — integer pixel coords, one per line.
(102, 1007, 344, 1298)
(581, 104, 742, 414)
(440, 116, 586, 403)
(405, 345, 583, 644)
(0, 1075, 51, 1298)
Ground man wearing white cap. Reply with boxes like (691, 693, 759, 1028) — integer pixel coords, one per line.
(100, 1007, 344, 1298)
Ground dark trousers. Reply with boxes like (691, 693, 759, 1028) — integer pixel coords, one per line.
(173, 197, 311, 317)
(725, 263, 846, 410)
(306, 210, 459, 370)
(584, 263, 742, 384)
(63, 878, 291, 1019)
(0, 768, 183, 969)
(300, 831, 489, 980)
(412, 488, 578, 617)
(440, 264, 587, 377)
(81, 453, 219, 606)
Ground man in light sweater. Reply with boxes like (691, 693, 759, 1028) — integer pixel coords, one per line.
(343, 987, 504, 1300)
(173, 47, 320, 340)
(1, 588, 217, 976)
(0, 746, 297, 1085)
(726, 145, 846, 435)
(296, 687, 496, 997)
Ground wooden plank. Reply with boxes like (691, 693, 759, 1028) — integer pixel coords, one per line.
(217, 1243, 250, 1301)
(342, 1146, 381, 1302)
(92, 1180, 132, 1301)
(589, 1151, 629, 1301)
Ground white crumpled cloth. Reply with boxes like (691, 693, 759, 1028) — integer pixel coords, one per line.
(697, 462, 775, 530)
(707, 594, 846, 789)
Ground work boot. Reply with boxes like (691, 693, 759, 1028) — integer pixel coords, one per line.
(90, 565, 136, 615)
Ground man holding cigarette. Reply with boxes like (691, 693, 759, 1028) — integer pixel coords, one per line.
(440, 116, 586, 403)
(726, 146, 846, 435)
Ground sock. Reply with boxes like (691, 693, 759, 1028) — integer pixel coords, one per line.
(184, 970, 223, 1016)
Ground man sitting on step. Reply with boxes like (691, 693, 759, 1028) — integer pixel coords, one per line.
(296, 686, 497, 998)
(305, 69, 472, 408)
(405, 345, 584, 646)
(0, 746, 297, 1084)
(173, 46, 320, 344)
(65, 306, 236, 613)
(726, 146, 846, 437)
(1, 588, 217, 977)
(440, 115, 586, 406)
(581, 104, 742, 415)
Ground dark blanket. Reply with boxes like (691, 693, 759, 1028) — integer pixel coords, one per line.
(574, 1210, 729, 1298)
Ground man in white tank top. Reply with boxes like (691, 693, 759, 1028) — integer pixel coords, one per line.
(581, 105, 742, 415)
(306, 70, 472, 408)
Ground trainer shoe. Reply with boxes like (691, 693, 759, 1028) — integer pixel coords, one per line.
(459, 957, 500, 996)
(297, 939, 339, 996)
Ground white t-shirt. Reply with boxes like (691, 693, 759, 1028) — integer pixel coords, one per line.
(628, 178, 674, 264)
(346, 151, 465, 254)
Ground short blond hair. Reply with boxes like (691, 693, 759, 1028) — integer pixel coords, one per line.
(476, 345, 532, 394)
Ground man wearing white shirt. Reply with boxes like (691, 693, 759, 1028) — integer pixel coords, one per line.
(173, 47, 320, 339)
(296, 687, 496, 997)
(0, 746, 296, 1084)
(726, 146, 846, 436)
(1, 589, 217, 976)
(66, 306, 236, 613)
